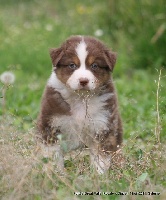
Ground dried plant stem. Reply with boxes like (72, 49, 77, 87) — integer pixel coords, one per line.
(155, 68, 162, 143)
(2, 85, 7, 114)
(9, 165, 32, 200)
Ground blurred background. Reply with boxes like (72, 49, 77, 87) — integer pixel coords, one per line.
(0, 0, 166, 138)
(0, 0, 165, 72)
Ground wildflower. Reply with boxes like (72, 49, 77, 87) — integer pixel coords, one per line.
(76, 5, 86, 14)
(45, 24, 53, 31)
(0, 71, 15, 84)
(94, 29, 104, 37)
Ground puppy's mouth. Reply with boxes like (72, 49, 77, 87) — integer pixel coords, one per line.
(66, 83, 97, 92)
(74, 86, 93, 93)
(78, 85, 91, 90)
(74, 84, 97, 92)
(66, 77, 100, 94)
(73, 89, 96, 98)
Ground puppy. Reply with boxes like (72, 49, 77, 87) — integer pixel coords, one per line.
(36, 35, 123, 174)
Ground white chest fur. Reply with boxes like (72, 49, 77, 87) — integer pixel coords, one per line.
(48, 72, 113, 150)
(68, 92, 112, 129)
(50, 92, 113, 150)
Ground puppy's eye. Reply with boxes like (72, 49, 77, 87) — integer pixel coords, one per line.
(68, 63, 77, 69)
(91, 63, 98, 70)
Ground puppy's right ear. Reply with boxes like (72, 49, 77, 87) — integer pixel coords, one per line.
(49, 48, 64, 67)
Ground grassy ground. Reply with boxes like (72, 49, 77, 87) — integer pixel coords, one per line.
(0, 1, 166, 199)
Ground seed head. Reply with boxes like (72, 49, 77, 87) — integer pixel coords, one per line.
(0, 71, 15, 84)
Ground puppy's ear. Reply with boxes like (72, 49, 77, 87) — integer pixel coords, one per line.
(104, 50, 117, 72)
(49, 48, 64, 67)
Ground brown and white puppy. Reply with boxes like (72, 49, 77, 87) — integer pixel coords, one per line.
(37, 35, 123, 174)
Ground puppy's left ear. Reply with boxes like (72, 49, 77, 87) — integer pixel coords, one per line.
(49, 48, 64, 67)
(104, 50, 117, 72)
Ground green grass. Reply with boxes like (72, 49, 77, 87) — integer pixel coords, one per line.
(0, 1, 166, 199)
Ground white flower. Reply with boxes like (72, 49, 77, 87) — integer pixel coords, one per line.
(94, 29, 104, 37)
(0, 71, 15, 84)
(45, 24, 53, 31)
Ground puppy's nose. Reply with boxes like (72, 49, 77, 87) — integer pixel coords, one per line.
(79, 78, 89, 87)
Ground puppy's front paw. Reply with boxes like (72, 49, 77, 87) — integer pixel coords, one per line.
(90, 152, 111, 174)
(39, 143, 64, 173)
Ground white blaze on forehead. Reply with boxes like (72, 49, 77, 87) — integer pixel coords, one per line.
(67, 37, 97, 90)
(67, 38, 98, 90)
(75, 39, 88, 69)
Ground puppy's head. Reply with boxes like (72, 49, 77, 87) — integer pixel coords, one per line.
(50, 36, 116, 91)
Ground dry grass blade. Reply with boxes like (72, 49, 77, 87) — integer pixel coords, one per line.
(155, 68, 162, 143)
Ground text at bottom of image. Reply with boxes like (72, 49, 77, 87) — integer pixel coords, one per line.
(74, 191, 160, 196)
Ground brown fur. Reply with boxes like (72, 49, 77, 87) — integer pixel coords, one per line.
(37, 87, 71, 143)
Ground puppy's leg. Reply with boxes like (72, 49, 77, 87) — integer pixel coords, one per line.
(39, 143, 64, 172)
(90, 149, 111, 174)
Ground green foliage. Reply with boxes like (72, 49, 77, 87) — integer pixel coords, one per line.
(104, 0, 166, 69)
